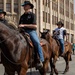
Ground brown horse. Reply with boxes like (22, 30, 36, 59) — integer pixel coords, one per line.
(40, 30, 72, 75)
(0, 22, 52, 75)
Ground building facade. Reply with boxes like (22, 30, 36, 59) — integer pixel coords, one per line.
(0, 0, 75, 43)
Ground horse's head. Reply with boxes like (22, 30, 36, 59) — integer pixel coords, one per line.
(40, 29, 51, 41)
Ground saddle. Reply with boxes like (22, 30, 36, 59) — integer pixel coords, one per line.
(22, 32, 46, 47)
(21, 32, 46, 68)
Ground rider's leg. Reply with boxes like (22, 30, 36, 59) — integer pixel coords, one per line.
(25, 30, 44, 65)
(59, 39, 64, 54)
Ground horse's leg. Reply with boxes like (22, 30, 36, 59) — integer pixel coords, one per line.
(53, 56, 58, 75)
(50, 58, 54, 75)
(20, 63, 28, 75)
(16, 65, 21, 75)
(3, 65, 15, 75)
(39, 60, 49, 75)
(64, 53, 70, 74)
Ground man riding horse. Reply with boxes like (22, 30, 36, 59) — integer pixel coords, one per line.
(18, 1, 44, 68)
(0, 9, 7, 25)
(53, 21, 67, 56)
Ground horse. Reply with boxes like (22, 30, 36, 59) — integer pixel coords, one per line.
(0, 22, 52, 75)
(40, 30, 72, 75)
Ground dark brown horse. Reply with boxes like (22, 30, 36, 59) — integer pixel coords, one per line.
(40, 30, 72, 75)
(0, 22, 52, 75)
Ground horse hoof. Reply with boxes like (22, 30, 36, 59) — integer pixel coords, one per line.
(50, 71, 54, 75)
(63, 69, 69, 74)
(50, 73, 53, 75)
(54, 69, 58, 75)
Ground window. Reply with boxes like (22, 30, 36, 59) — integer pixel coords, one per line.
(0, 0, 3, 9)
(71, 34, 74, 43)
(6, 0, 11, 12)
(70, 3, 73, 20)
(43, 11, 45, 22)
(52, 1, 58, 11)
(52, 15, 56, 25)
(34, 0, 36, 2)
(43, 11, 47, 23)
(66, 33, 69, 41)
(48, 13, 50, 23)
(43, 0, 44, 5)
(71, 23, 74, 30)
(65, 0, 69, 17)
(6, 3, 11, 12)
(48, 1, 50, 8)
(60, 0, 64, 15)
(14, 0, 18, 13)
(66, 21, 69, 29)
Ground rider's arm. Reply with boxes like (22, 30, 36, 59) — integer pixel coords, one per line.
(19, 24, 37, 29)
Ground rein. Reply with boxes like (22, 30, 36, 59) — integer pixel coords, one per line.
(0, 29, 30, 65)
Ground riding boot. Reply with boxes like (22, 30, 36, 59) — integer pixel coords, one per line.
(61, 53, 65, 57)
(36, 61, 43, 69)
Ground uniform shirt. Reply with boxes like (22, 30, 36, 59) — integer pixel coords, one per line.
(19, 12, 36, 30)
(54, 27, 66, 40)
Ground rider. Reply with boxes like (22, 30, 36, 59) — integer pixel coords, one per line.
(53, 21, 67, 56)
(0, 9, 16, 29)
(0, 9, 7, 64)
(0, 9, 8, 25)
(18, 1, 44, 67)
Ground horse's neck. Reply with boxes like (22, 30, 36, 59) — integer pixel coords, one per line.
(48, 35, 53, 43)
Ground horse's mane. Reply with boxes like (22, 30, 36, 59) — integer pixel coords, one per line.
(7, 21, 18, 30)
(0, 22, 25, 44)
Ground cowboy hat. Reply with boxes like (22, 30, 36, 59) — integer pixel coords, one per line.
(0, 9, 6, 15)
(56, 21, 64, 26)
(21, 1, 34, 9)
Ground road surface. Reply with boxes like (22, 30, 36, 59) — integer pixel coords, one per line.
(0, 54, 75, 75)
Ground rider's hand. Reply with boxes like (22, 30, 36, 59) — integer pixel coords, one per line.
(19, 24, 25, 27)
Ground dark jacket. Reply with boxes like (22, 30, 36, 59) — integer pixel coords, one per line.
(0, 18, 8, 25)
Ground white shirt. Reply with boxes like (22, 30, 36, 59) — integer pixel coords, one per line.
(54, 27, 66, 39)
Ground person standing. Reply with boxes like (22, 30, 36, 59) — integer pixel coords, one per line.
(72, 43, 75, 55)
(18, 1, 44, 67)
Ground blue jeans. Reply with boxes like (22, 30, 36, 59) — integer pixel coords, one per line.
(58, 39, 64, 53)
(25, 30, 44, 62)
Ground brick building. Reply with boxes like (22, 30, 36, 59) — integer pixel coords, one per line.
(0, 0, 74, 43)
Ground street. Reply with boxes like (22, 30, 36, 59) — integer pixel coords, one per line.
(0, 54, 75, 75)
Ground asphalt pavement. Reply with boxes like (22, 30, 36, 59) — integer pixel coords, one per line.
(0, 54, 75, 75)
